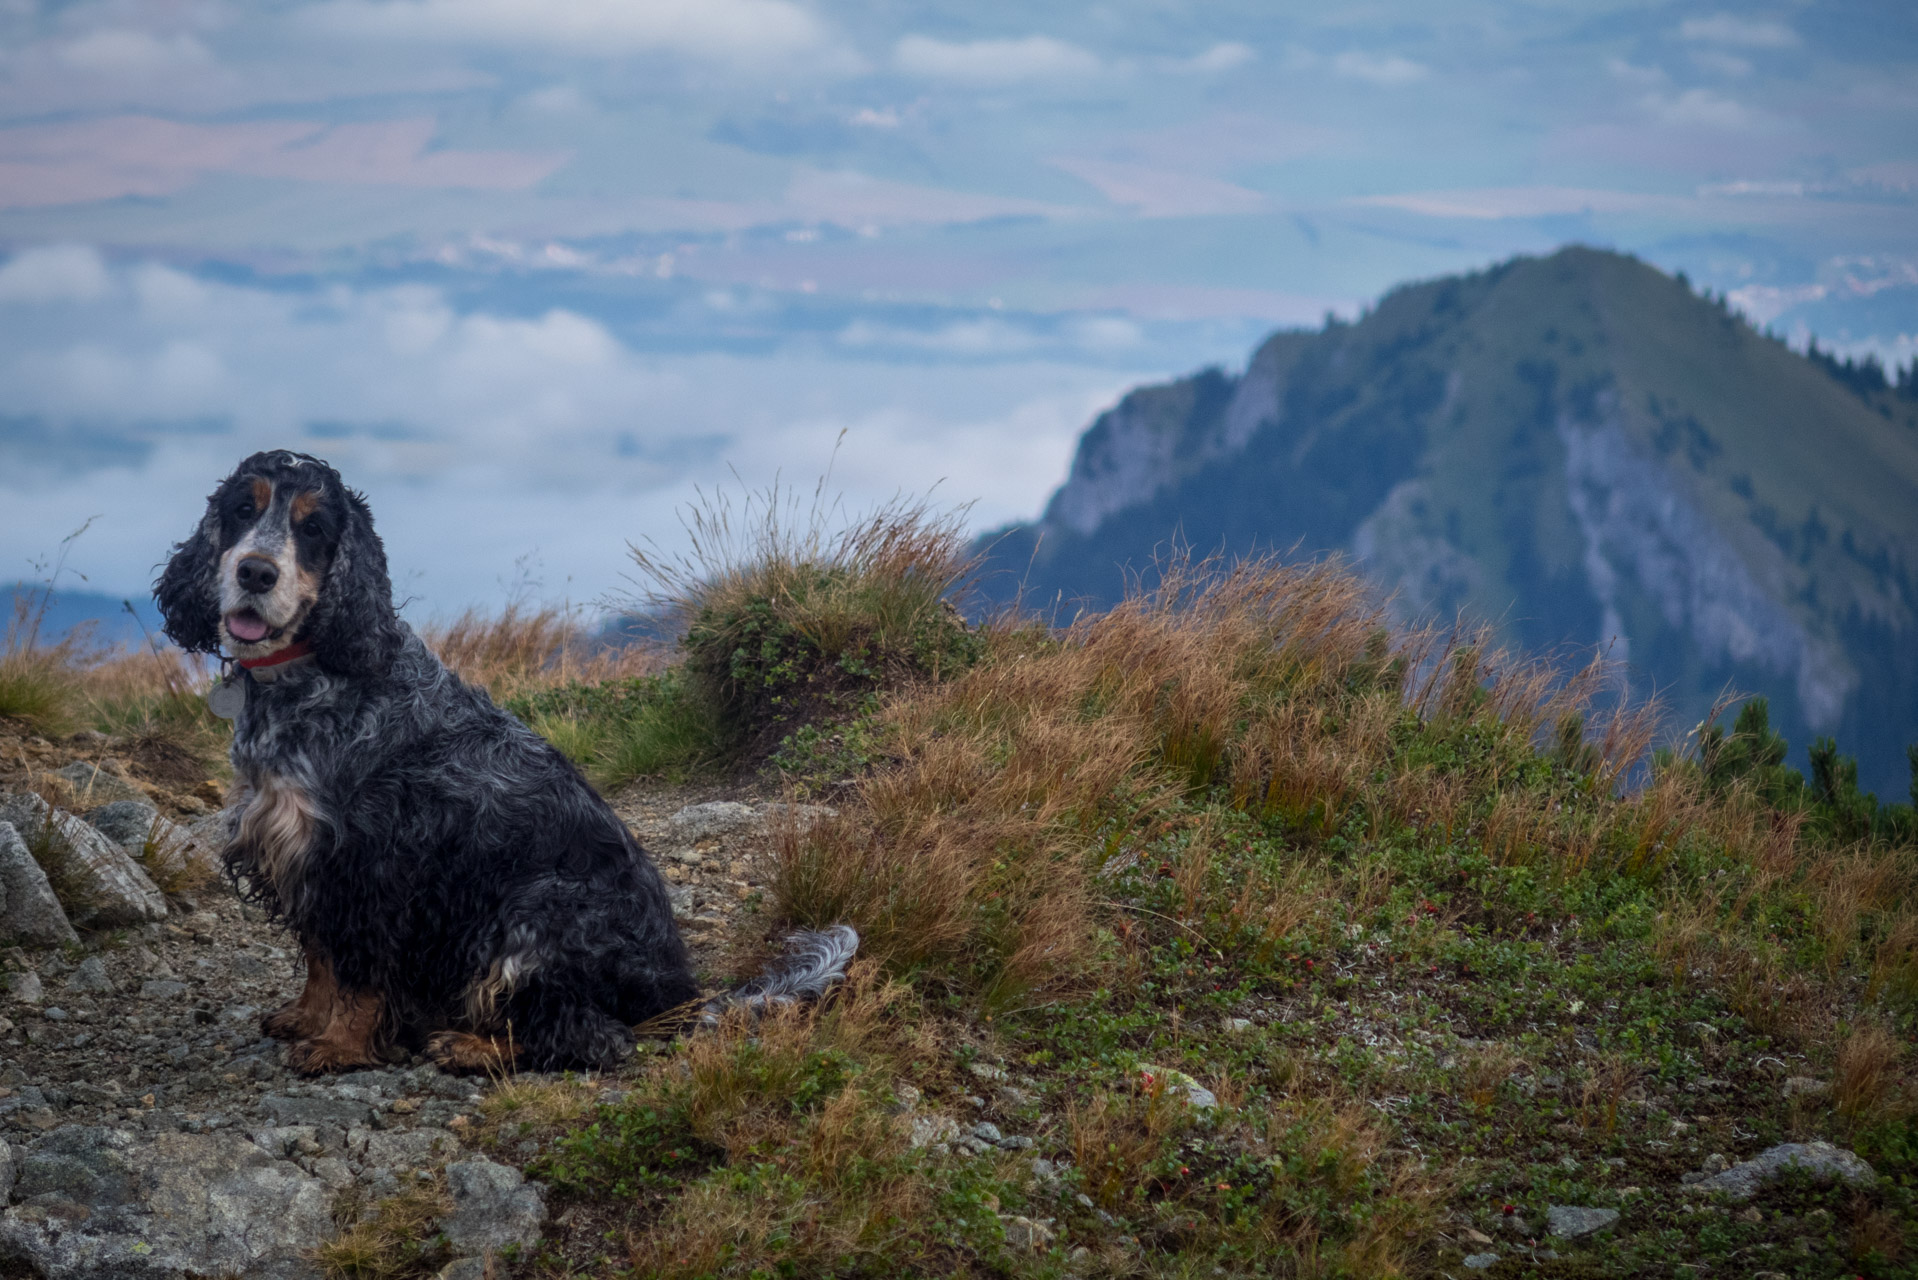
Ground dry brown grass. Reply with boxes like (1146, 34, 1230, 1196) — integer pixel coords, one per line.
(1454, 1043, 1522, 1113)
(1834, 1021, 1905, 1126)
(1575, 1053, 1641, 1136)
(769, 552, 1663, 1006)
(486, 1072, 601, 1126)
(315, 1173, 453, 1280)
(423, 604, 663, 702)
(604, 964, 963, 1280)
(133, 810, 218, 896)
(1869, 910, 1918, 1006)
(2, 575, 230, 779)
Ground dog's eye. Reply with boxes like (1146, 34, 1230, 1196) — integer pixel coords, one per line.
(236, 502, 256, 520)
(301, 518, 324, 538)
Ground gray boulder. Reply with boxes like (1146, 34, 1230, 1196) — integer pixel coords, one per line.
(666, 801, 761, 844)
(1691, 1141, 1876, 1201)
(46, 810, 168, 927)
(0, 796, 49, 843)
(259, 1094, 374, 1128)
(441, 1157, 546, 1254)
(11, 794, 167, 924)
(0, 823, 78, 948)
(0, 795, 167, 925)
(86, 802, 216, 880)
(0, 1126, 332, 1278)
(349, 1127, 461, 1170)
(187, 809, 235, 858)
(52, 762, 147, 808)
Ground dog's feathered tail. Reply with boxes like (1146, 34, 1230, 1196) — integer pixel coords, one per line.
(699, 925, 860, 1025)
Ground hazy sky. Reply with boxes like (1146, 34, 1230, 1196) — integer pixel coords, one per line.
(2, 0, 1914, 616)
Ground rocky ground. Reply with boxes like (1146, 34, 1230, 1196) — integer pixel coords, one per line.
(0, 721, 807, 1279)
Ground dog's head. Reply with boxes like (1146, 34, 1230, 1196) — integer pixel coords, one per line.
(156, 450, 404, 676)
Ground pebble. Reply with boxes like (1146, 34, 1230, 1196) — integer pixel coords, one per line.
(1137, 1064, 1218, 1111)
(63, 958, 112, 994)
(1546, 1205, 1619, 1238)
(1000, 1214, 1056, 1251)
(1463, 1252, 1499, 1270)
(907, 1113, 960, 1149)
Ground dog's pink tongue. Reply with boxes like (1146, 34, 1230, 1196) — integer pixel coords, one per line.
(226, 613, 269, 642)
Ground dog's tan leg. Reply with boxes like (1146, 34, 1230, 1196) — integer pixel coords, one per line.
(286, 986, 385, 1075)
(425, 1030, 522, 1075)
(263, 952, 341, 1042)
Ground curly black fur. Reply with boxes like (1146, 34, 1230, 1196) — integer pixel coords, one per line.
(157, 451, 708, 1069)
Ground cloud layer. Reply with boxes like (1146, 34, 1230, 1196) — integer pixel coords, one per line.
(0, 117, 567, 210)
(0, 249, 1151, 610)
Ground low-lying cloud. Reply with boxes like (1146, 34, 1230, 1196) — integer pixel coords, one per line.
(306, 0, 839, 66)
(894, 34, 1102, 84)
(0, 250, 1148, 613)
(0, 116, 567, 211)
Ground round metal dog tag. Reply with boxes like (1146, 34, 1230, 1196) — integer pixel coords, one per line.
(206, 677, 246, 720)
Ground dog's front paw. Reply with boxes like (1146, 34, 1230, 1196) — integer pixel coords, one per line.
(286, 1035, 381, 1075)
(426, 1030, 515, 1074)
(262, 999, 327, 1041)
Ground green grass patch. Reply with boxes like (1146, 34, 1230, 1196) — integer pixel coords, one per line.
(505, 670, 723, 788)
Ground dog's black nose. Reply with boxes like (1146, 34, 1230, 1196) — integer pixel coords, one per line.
(235, 555, 279, 594)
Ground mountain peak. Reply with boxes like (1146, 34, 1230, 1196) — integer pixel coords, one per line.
(983, 247, 1918, 794)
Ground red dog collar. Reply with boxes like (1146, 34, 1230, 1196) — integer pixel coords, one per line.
(238, 641, 313, 671)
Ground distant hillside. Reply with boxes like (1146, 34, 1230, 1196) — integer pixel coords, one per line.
(1, 584, 163, 648)
(980, 247, 1918, 796)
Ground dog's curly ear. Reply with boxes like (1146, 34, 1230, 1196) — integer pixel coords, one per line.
(305, 487, 406, 677)
(154, 501, 224, 655)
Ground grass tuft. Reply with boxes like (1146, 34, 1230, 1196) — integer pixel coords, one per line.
(627, 477, 981, 759)
(316, 1176, 454, 1280)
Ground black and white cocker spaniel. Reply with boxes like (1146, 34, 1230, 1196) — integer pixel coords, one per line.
(156, 450, 854, 1073)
